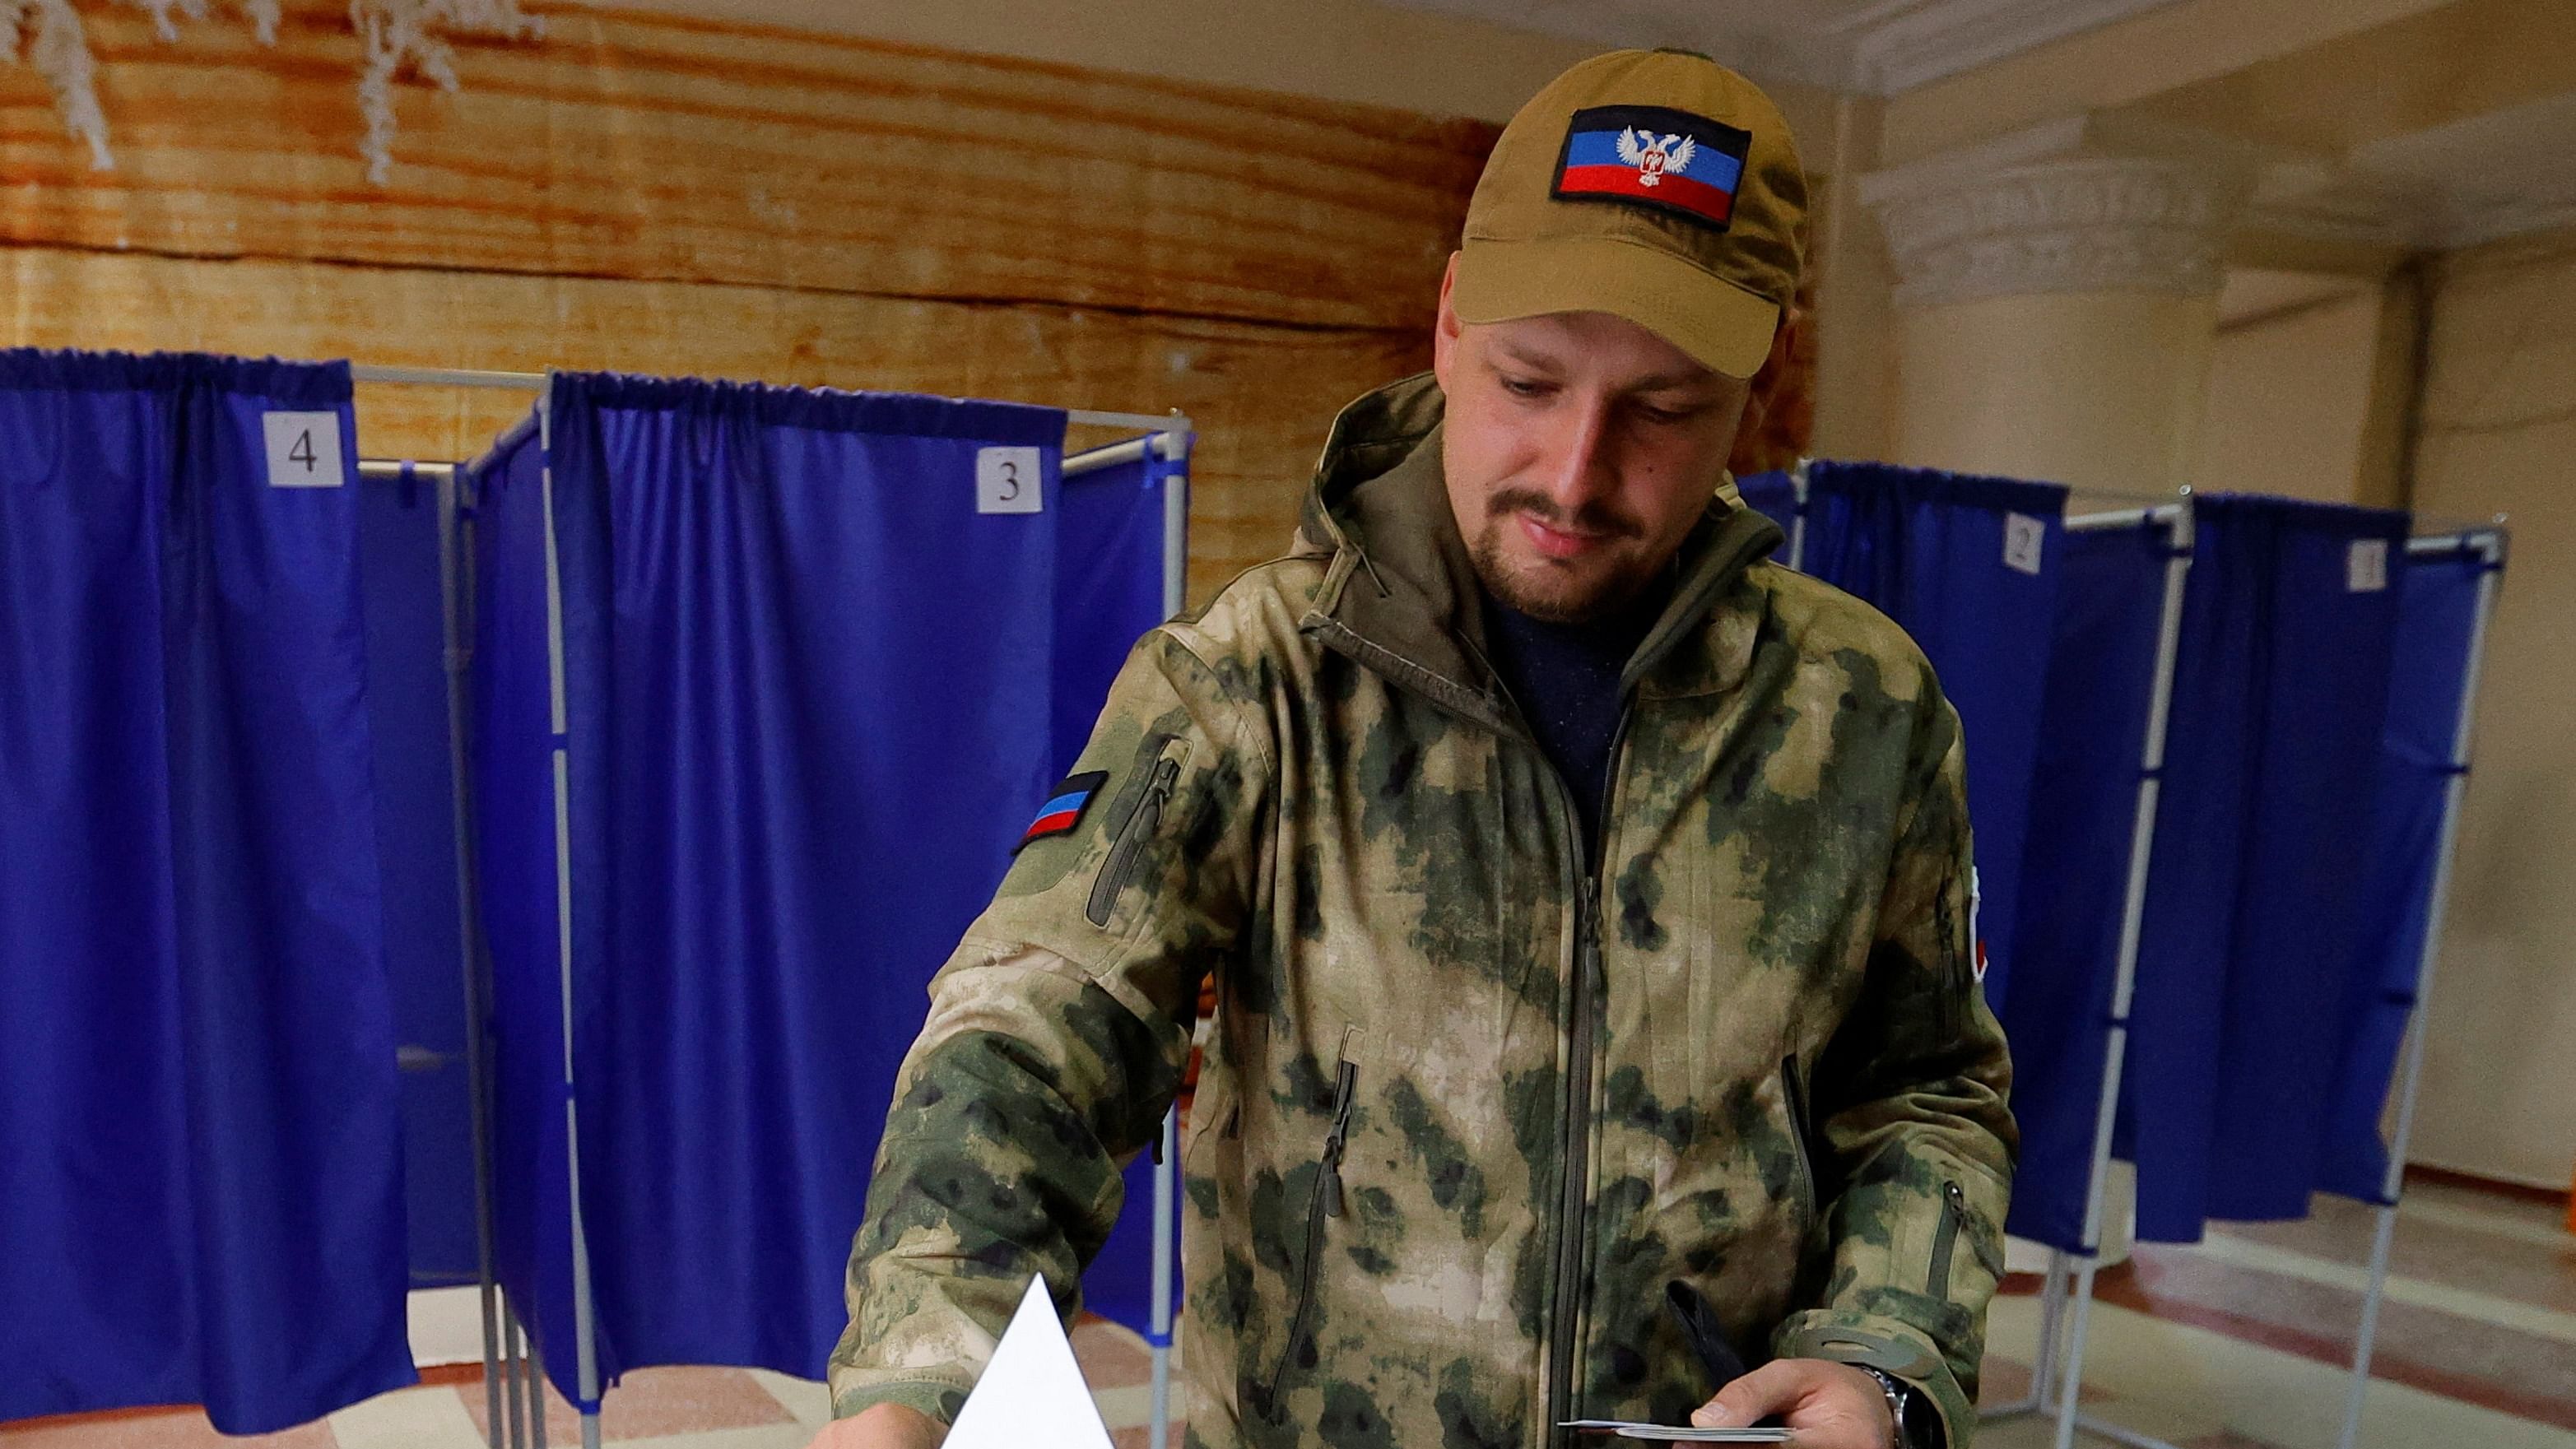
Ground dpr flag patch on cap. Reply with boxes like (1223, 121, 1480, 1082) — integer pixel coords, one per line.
(1015, 770, 1109, 853)
(1552, 104, 1751, 231)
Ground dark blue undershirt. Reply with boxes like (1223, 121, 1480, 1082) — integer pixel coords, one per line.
(1481, 578, 1673, 843)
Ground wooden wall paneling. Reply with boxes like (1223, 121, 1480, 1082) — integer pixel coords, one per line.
(0, 1, 1495, 330)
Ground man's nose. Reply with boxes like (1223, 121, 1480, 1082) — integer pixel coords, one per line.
(1537, 395, 1618, 517)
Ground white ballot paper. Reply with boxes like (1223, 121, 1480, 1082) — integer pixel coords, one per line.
(1560, 1421, 1794, 1442)
(946, 1275, 1116, 1449)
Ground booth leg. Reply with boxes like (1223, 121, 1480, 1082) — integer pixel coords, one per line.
(502, 1307, 529, 1449)
(1151, 1106, 1178, 1448)
(2337, 531, 2504, 1449)
(2036, 1252, 2069, 1414)
(1983, 1250, 2070, 1422)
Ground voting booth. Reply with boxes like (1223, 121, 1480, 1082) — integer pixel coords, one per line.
(0, 348, 1195, 1449)
(464, 373, 1193, 1449)
(1741, 462, 2508, 1449)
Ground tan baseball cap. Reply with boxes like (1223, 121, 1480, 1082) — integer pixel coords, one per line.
(1452, 49, 1808, 379)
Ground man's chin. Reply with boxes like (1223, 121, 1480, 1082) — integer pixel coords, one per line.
(1478, 555, 1633, 625)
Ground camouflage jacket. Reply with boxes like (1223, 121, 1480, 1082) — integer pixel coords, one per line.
(829, 375, 2016, 1449)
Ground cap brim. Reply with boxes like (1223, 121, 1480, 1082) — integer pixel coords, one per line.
(1452, 236, 1779, 379)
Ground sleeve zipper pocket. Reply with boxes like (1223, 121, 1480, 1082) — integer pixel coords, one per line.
(1086, 754, 1180, 926)
(1928, 1180, 1965, 1298)
(1267, 1055, 1360, 1398)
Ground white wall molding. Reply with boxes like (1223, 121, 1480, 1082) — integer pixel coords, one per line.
(1864, 119, 2254, 306)
(2242, 160, 2576, 253)
(1835, 0, 2182, 95)
(1378, 0, 2194, 98)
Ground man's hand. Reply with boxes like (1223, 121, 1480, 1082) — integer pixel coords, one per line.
(804, 1401, 946, 1449)
(1691, 1358, 1897, 1449)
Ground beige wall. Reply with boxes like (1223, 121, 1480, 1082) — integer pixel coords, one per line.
(2197, 281, 2387, 504)
(1806, 95, 1899, 464)
(2405, 229, 2576, 1190)
(1890, 288, 2220, 496)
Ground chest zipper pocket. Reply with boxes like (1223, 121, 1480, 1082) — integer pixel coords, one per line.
(1086, 746, 1183, 927)
(1268, 1050, 1360, 1400)
(1781, 1056, 1819, 1210)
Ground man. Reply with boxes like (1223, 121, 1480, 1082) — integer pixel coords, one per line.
(817, 48, 2013, 1449)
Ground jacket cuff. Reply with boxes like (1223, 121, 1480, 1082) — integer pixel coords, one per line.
(827, 1377, 971, 1428)
(1772, 1311, 1967, 1449)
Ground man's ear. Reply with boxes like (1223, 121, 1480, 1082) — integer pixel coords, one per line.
(1748, 304, 1802, 418)
(1432, 252, 1463, 392)
(1733, 304, 1802, 450)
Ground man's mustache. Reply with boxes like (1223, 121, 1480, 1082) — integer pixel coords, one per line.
(1487, 488, 1645, 541)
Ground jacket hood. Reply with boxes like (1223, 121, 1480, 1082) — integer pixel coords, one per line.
(1293, 374, 1784, 734)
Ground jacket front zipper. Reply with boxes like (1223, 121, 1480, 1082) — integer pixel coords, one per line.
(1547, 876, 1601, 1440)
(1543, 710, 1630, 1446)
(1086, 755, 1179, 926)
(1363, 629, 1647, 1447)
(1269, 1056, 1362, 1398)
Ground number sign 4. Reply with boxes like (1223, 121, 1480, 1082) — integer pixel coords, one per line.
(264, 411, 348, 489)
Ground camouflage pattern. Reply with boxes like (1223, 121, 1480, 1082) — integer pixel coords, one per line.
(829, 374, 2016, 1449)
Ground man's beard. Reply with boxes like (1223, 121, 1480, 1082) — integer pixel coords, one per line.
(1467, 488, 1655, 625)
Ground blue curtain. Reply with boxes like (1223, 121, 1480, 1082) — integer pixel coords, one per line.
(0, 350, 416, 1430)
(1797, 462, 2067, 1014)
(2318, 543, 2492, 1204)
(1053, 439, 1179, 774)
(1057, 437, 1188, 1335)
(2121, 495, 2411, 1241)
(1732, 468, 1798, 542)
(1993, 521, 2174, 1252)
(358, 461, 481, 1287)
(476, 377, 1169, 1401)
(466, 419, 584, 1386)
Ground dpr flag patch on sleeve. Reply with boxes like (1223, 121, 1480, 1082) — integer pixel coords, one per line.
(1552, 104, 1752, 231)
(1015, 771, 1109, 853)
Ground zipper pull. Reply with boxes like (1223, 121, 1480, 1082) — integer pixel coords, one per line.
(1322, 1059, 1358, 1219)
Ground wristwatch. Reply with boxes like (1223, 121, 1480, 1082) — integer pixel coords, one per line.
(1853, 1365, 1920, 1449)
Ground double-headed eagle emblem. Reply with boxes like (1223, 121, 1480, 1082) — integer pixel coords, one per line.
(1615, 127, 1696, 186)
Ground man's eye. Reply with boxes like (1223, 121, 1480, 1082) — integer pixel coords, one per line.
(1500, 375, 1552, 398)
(1634, 403, 1693, 425)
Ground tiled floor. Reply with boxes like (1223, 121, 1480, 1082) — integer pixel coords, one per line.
(1979, 1177, 2576, 1448)
(7, 1180, 2569, 1448)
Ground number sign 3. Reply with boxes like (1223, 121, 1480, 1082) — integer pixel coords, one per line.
(977, 446, 1044, 515)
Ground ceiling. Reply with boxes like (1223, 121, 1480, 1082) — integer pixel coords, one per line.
(2116, 0, 2576, 249)
(2241, 90, 2576, 250)
(1408, 0, 2576, 250)
(1377, 0, 2188, 94)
